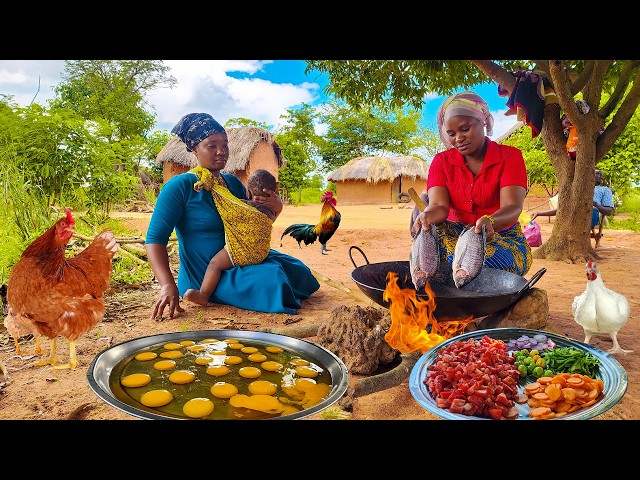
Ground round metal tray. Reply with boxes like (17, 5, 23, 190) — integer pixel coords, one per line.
(409, 328, 628, 420)
(87, 329, 349, 420)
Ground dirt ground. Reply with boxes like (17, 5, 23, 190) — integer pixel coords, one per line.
(0, 201, 638, 423)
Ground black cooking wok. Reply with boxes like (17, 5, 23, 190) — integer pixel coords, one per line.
(349, 246, 546, 320)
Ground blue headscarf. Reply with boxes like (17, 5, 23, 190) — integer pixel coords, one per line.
(171, 113, 226, 152)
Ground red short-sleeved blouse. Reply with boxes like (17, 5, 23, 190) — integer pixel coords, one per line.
(426, 138, 527, 228)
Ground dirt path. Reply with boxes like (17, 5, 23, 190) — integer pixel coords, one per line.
(1, 203, 638, 421)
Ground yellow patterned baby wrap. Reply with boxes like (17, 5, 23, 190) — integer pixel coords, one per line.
(190, 166, 273, 266)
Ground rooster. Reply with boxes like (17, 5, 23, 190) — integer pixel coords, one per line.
(5, 208, 119, 370)
(280, 191, 341, 255)
(572, 260, 632, 355)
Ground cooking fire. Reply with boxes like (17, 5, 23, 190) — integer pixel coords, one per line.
(383, 272, 475, 354)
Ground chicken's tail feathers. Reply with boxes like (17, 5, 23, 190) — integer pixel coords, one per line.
(279, 224, 318, 246)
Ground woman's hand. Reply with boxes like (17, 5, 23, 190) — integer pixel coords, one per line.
(530, 212, 539, 221)
(253, 188, 284, 217)
(411, 211, 434, 236)
(151, 284, 184, 321)
(475, 216, 496, 242)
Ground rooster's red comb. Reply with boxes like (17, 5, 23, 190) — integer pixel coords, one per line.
(65, 208, 74, 223)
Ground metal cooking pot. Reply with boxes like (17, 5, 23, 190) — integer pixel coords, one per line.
(349, 246, 546, 319)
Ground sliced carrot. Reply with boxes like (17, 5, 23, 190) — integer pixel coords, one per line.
(530, 406, 552, 417)
(561, 388, 577, 401)
(545, 385, 563, 401)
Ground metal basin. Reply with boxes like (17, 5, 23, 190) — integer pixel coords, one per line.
(87, 329, 349, 420)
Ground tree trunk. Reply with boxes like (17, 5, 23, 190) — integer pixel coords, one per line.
(533, 102, 602, 263)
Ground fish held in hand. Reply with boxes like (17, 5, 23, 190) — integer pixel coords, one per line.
(452, 225, 486, 288)
(410, 224, 440, 291)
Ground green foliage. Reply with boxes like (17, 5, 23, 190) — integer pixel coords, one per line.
(287, 187, 327, 205)
(305, 60, 525, 111)
(315, 100, 437, 173)
(51, 60, 177, 139)
(275, 104, 321, 193)
(225, 117, 271, 130)
(501, 125, 558, 194)
(600, 113, 640, 196)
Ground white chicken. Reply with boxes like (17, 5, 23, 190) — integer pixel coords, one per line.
(572, 260, 632, 354)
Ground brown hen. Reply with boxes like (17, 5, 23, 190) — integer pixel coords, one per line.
(5, 208, 119, 370)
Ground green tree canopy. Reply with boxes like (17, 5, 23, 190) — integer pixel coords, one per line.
(51, 60, 176, 140)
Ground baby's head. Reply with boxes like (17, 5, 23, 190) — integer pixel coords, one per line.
(561, 114, 573, 129)
(247, 169, 277, 197)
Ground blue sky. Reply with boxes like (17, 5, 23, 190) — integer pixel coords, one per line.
(0, 60, 517, 141)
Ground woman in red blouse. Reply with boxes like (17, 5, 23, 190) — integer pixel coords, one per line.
(412, 91, 532, 276)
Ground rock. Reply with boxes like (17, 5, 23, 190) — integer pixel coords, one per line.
(316, 305, 399, 375)
(478, 287, 548, 330)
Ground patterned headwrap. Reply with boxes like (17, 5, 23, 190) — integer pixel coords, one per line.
(436, 91, 494, 148)
(171, 113, 226, 152)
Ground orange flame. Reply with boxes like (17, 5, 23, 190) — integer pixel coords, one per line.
(383, 272, 475, 354)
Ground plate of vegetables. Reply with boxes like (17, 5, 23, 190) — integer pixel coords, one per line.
(408, 328, 627, 420)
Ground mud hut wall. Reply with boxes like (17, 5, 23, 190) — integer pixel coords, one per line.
(334, 176, 427, 205)
(334, 179, 393, 205)
(232, 142, 280, 187)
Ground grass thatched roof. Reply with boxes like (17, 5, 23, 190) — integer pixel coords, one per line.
(327, 156, 429, 184)
(155, 127, 286, 172)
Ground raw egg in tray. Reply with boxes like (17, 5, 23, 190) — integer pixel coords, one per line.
(87, 330, 349, 420)
(409, 328, 627, 420)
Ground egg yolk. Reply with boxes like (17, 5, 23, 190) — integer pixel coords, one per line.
(182, 398, 214, 418)
(224, 356, 243, 365)
(248, 380, 277, 395)
(201, 338, 219, 343)
(225, 339, 240, 344)
(206, 365, 230, 377)
(211, 382, 239, 399)
(265, 345, 284, 353)
(239, 366, 261, 379)
(163, 343, 183, 350)
(140, 389, 173, 407)
(240, 346, 258, 354)
(168, 370, 196, 384)
(248, 353, 267, 363)
(153, 360, 177, 370)
(290, 358, 310, 366)
(121, 373, 152, 388)
(194, 355, 214, 365)
(228, 343, 244, 350)
(160, 350, 183, 359)
(134, 351, 158, 361)
(261, 361, 283, 372)
(295, 366, 319, 378)
(179, 340, 195, 346)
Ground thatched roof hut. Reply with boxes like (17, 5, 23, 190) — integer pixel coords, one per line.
(156, 127, 286, 185)
(327, 155, 429, 205)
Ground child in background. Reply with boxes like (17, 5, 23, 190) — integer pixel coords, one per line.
(183, 169, 278, 306)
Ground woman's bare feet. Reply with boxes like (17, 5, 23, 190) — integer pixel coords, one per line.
(183, 289, 210, 306)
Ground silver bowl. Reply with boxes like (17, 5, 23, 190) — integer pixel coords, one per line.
(87, 329, 349, 420)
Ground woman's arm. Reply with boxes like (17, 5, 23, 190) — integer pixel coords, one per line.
(411, 185, 450, 235)
(145, 243, 184, 320)
(473, 185, 527, 242)
(530, 209, 558, 221)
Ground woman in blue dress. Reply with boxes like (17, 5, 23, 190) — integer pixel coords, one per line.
(145, 113, 320, 320)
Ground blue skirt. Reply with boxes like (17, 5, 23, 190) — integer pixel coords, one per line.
(207, 249, 320, 314)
